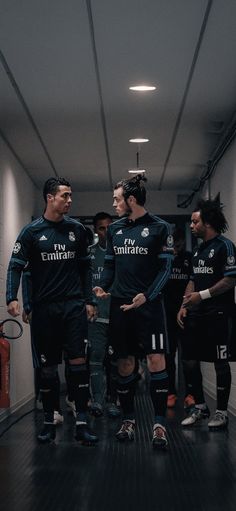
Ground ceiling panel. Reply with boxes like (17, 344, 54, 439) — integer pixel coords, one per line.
(0, 0, 236, 196)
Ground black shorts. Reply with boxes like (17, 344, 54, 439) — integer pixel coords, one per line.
(181, 310, 233, 362)
(31, 299, 88, 367)
(108, 297, 169, 359)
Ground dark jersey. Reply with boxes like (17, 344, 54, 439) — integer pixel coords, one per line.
(190, 234, 236, 314)
(6, 215, 94, 306)
(100, 213, 173, 301)
(89, 242, 110, 319)
(22, 266, 32, 314)
(164, 250, 192, 313)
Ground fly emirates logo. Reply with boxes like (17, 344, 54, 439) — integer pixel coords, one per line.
(41, 244, 76, 261)
(193, 259, 213, 274)
(113, 238, 148, 255)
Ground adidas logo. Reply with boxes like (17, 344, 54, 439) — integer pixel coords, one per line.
(116, 229, 123, 234)
(39, 235, 48, 241)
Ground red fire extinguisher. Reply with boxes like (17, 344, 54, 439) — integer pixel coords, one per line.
(0, 323, 10, 408)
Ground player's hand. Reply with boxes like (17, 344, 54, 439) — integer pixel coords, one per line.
(93, 286, 110, 299)
(7, 300, 20, 317)
(86, 305, 97, 321)
(120, 293, 146, 311)
(182, 292, 201, 309)
(177, 307, 187, 328)
(22, 310, 32, 324)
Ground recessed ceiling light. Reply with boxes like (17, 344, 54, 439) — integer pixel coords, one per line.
(128, 169, 146, 174)
(129, 138, 149, 143)
(129, 85, 156, 91)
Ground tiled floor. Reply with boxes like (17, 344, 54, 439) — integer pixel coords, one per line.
(0, 385, 236, 511)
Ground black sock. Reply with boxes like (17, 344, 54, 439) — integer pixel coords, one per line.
(182, 360, 205, 404)
(40, 376, 59, 423)
(68, 363, 90, 421)
(116, 373, 137, 420)
(149, 370, 168, 424)
(108, 361, 118, 403)
(65, 360, 74, 402)
(54, 372, 61, 411)
(215, 361, 231, 410)
(165, 353, 176, 394)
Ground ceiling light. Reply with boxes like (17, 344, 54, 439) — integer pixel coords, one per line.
(129, 138, 149, 143)
(129, 85, 156, 91)
(128, 169, 146, 174)
(128, 150, 147, 174)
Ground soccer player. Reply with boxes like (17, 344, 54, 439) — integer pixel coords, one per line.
(88, 211, 120, 418)
(177, 198, 236, 430)
(21, 265, 70, 422)
(6, 177, 98, 445)
(163, 227, 195, 409)
(93, 175, 173, 449)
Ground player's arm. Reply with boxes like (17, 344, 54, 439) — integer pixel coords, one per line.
(144, 252, 173, 302)
(177, 279, 194, 328)
(209, 276, 236, 295)
(121, 224, 174, 312)
(22, 266, 32, 313)
(94, 226, 115, 296)
(183, 241, 236, 308)
(6, 230, 31, 317)
(93, 286, 110, 299)
(143, 224, 174, 302)
(21, 266, 33, 323)
(121, 254, 173, 312)
(183, 276, 236, 309)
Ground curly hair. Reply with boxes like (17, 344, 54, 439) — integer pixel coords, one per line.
(193, 198, 228, 233)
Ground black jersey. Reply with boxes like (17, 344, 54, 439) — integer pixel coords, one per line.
(190, 234, 236, 314)
(164, 250, 192, 312)
(21, 266, 32, 314)
(89, 242, 110, 319)
(100, 213, 173, 301)
(6, 215, 94, 306)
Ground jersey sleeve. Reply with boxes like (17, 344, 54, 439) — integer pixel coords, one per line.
(221, 238, 236, 277)
(6, 226, 32, 305)
(144, 223, 174, 301)
(22, 266, 33, 314)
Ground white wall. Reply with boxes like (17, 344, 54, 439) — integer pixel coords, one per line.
(201, 140, 236, 415)
(0, 140, 36, 421)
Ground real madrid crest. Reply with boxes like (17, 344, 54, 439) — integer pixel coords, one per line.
(13, 242, 21, 254)
(141, 227, 149, 237)
(69, 231, 75, 242)
(227, 255, 235, 265)
(167, 234, 174, 248)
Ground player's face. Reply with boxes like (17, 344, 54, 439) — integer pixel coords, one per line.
(95, 218, 112, 247)
(190, 211, 206, 239)
(49, 185, 72, 215)
(174, 238, 185, 254)
(113, 187, 130, 217)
